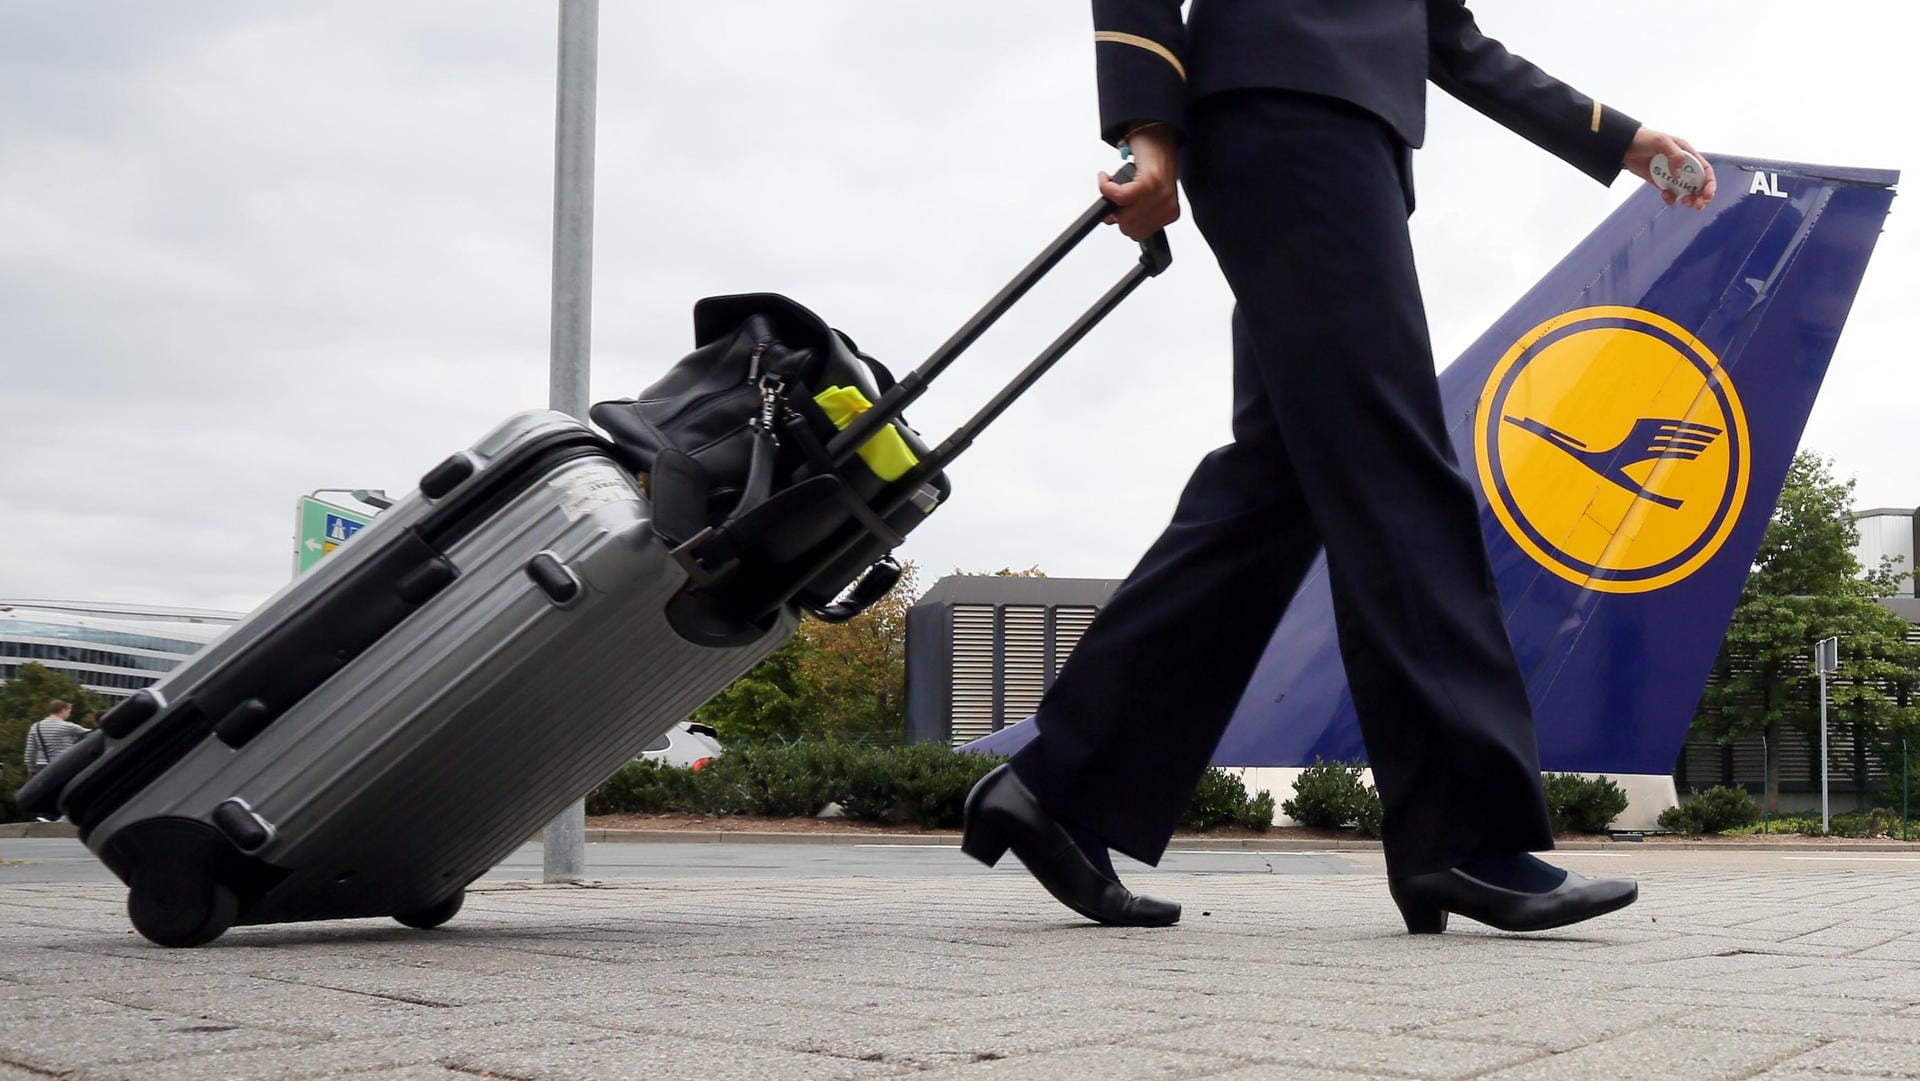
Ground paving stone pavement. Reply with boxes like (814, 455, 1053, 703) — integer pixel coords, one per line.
(2, 862, 1919, 1080)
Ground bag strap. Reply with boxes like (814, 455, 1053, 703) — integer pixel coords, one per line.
(649, 356, 786, 550)
(777, 411, 904, 549)
(730, 353, 789, 523)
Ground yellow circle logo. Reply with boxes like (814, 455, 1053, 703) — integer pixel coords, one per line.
(1474, 306, 1750, 594)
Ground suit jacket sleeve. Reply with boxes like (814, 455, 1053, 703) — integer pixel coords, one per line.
(1091, 0, 1188, 145)
(1427, 1, 1640, 185)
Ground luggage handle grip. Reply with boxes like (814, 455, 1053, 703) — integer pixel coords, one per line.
(823, 162, 1170, 468)
(810, 557, 903, 624)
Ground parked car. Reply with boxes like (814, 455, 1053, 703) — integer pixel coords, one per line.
(637, 721, 723, 769)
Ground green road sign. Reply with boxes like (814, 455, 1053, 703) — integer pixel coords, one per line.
(294, 497, 373, 576)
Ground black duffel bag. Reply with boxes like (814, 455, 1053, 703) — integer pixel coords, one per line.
(591, 294, 950, 627)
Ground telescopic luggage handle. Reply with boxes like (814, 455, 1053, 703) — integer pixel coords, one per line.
(672, 168, 1172, 627)
(822, 162, 1172, 475)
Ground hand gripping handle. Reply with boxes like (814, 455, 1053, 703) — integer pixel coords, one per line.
(822, 163, 1171, 468)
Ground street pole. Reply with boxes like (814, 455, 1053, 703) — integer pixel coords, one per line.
(1819, 667, 1830, 835)
(543, 0, 598, 884)
(1761, 731, 1770, 835)
(1814, 636, 1839, 836)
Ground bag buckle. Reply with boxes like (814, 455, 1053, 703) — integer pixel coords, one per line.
(755, 373, 785, 442)
(669, 528, 739, 587)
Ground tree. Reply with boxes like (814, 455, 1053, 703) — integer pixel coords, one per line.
(0, 663, 107, 819)
(790, 561, 921, 744)
(1693, 453, 1920, 811)
(691, 562, 923, 746)
(688, 638, 825, 746)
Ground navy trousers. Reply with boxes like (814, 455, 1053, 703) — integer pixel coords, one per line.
(1010, 91, 1554, 878)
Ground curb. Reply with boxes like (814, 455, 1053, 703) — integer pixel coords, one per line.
(0, 822, 78, 839)
(573, 828, 1920, 853)
(7, 820, 1915, 852)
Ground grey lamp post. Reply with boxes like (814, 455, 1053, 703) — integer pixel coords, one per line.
(542, 0, 598, 884)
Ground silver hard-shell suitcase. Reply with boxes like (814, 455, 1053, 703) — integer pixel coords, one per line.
(19, 168, 1171, 946)
(38, 411, 796, 944)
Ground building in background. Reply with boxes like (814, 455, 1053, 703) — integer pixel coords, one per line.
(1855, 505, 1918, 602)
(904, 576, 1120, 747)
(0, 600, 239, 702)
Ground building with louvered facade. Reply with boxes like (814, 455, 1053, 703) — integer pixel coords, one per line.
(0, 600, 238, 702)
(904, 577, 1120, 747)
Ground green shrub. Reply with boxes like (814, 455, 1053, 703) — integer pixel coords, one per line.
(1241, 789, 1278, 833)
(700, 742, 866, 817)
(1183, 769, 1275, 832)
(1725, 808, 1909, 838)
(1354, 790, 1384, 838)
(588, 742, 1001, 828)
(585, 758, 712, 815)
(840, 743, 1001, 828)
(1282, 759, 1382, 833)
(1658, 785, 1760, 835)
(587, 743, 1275, 832)
(1543, 774, 1631, 834)
(1845, 808, 1906, 838)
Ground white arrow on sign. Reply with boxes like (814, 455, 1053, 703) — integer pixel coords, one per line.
(305, 539, 324, 551)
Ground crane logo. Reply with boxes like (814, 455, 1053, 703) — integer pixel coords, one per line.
(1474, 306, 1750, 594)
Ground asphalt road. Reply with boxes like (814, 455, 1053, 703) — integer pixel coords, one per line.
(0, 836, 1364, 888)
(7, 835, 1915, 893)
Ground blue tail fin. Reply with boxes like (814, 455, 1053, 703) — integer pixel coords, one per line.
(967, 156, 1898, 777)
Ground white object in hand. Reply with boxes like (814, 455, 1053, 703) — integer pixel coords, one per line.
(1649, 152, 1705, 198)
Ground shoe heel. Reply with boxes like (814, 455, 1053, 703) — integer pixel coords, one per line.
(960, 825, 1010, 868)
(1390, 883, 1449, 935)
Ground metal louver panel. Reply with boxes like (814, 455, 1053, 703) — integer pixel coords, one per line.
(1001, 606, 1049, 723)
(1682, 730, 1724, 787)
(950, 605, 998, 746)
(1776, 734, 1812, 786)
(1728, 734, 1766, 786)
(1051, 606, 1098, 678)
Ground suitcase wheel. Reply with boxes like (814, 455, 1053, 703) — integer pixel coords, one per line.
(394, 888, 465, 931)
(127, 870, 239, 948)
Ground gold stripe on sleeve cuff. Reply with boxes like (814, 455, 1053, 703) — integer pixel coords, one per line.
(1591, 102, 1604, 133)
(1094, 31, 1187, 81)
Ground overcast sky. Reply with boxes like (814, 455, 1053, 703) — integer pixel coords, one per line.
(1, 2, 1913, 614)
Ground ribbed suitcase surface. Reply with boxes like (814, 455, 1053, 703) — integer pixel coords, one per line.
(66, 411, 795, 940)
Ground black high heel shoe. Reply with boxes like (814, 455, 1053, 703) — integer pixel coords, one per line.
(962, 764, 1181, 928)
(1388, 854, 1637, 934)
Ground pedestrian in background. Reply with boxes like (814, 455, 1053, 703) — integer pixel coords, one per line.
(25, 698, 89, 779)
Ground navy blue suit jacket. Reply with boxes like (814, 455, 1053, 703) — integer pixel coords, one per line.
(1093, 0, 1640, 185)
